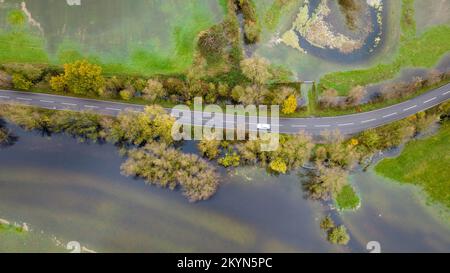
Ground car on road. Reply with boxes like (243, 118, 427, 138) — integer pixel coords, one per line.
(257, 123, 271, 130)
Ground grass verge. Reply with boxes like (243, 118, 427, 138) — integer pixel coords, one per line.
(375, 121, 450, 208)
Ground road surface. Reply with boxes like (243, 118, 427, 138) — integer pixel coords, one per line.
(1, 83, 449, 135)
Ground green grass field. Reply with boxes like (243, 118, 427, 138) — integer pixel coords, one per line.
(375, 121, 450, 208)
(0, 0, 224, 76)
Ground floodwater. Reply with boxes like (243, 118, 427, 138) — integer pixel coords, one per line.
(255, 0, 402, 81)
(0, 124, 449, 253)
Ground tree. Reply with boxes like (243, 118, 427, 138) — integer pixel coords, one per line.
(282, 95, 298, 114)
(240, 57, 272, 85)
(197, 25, 226, 61)
(218, 152, 241, 168)
(51, 60, 105, 95)
(319, 89, 340, 108)
(121, 142, 219, 202)
(271, 86, 295, 105)
(305, 164, 349, 201)
(12, 74, 32, 90)
(106, 105, 175, 145)
(244, 20, 261, 43)
(238, 85, 268, 105)
(231, 85, 245, 102)
(0, 71, 12, 88)
(142, 79, 165, 102)
(119, 89, 134, 101)
(320, 215, 335, 231)
(346, 85, 366, 106)
(269, 158, 288, 174)
(327, 226, 350, 245)
(198, 139, 221, 160)
(273, 132, 314, 170)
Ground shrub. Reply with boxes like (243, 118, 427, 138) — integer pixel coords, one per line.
(142, 79, 165, 102)
(327, 226, 350, 245)
(282, 95, 298, 114)
(0, 71, 13, 88)
(12, 74, 32, 90)
(240, 57, 272, 85)
(198, 139, 221, 160)
(51, 60, 105, 95)
(269, 158, 288, 174)
(121, 143, 219, 202)
(119, 89, 134, 101)
(218, 152, 241, 168)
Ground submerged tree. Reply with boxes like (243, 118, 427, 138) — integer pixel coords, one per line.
(121, 142, 219, 202)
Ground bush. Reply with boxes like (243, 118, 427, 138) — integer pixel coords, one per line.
(142, 79, 165, 102)
(121, 142, 219, 202)
(12, 74, 32, 90)
(0, 71, 13, 88)
(119, 89, 134, 101)
(51, 60, 105, 96)
(269, 158, 288, 174)
(218, 152, 241, 168)
(282, 95, 298, 114)
(198, 139, 221, 160)
(327, 226, 350, 245)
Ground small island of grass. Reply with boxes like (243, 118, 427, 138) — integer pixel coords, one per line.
(335, 184, 361, 211)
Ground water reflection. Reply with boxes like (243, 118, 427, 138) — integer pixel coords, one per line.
(0, 124, 449, 252)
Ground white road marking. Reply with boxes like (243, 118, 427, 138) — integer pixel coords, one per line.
(423, 97, 437, 104)
(383, 112, 397, 118)
(16, 97, 32, 101)
(61, 102, 77, 106)
(443, 91, 450, 95)
(315, 125, 331, 128)
(403, 105, 417, 111)
(0, 95, 10, 99)
(361, 119, 376, 124)
(106, 107, 121, 111)
(292, 125, 308, 128)
(338, 123, 354, 127)
(40, 100, 55, 103)
(84, 105, 99, 108)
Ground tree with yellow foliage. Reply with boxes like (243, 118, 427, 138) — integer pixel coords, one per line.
(282, 95, 297, 115)
(50, 60, 105, 96)
(269, 158, 288, 174)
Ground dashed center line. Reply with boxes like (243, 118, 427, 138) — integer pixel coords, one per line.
(0, 95, 10, 99)
(383, 112, 397, 118)
(361, 119, 376, 124)
(84, 105, 99, 109)
(16, 97, 32, 101)
(292, 125, 307, 128)
(61, 102, 77, 106)
(40, 100, 55, 103)
(423, 97, 437, 104)
(106, 108, 122, 111)
(403, 105, 417, 111)
(315, 125, 331, 128)
(338, 123, 354, 127)
(443, 91, 450, 95)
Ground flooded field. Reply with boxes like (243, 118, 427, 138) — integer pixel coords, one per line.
(254, 0, 402, 81)
(0, 124, 449, 253)
(0, 0, 224, 74)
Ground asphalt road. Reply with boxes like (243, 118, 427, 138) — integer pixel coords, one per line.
(1, 83, 449, 135)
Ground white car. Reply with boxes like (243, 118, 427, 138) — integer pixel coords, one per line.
(257, 123, 271, 130)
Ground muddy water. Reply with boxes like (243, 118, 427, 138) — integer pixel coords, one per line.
(0, 124, 449, 252)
